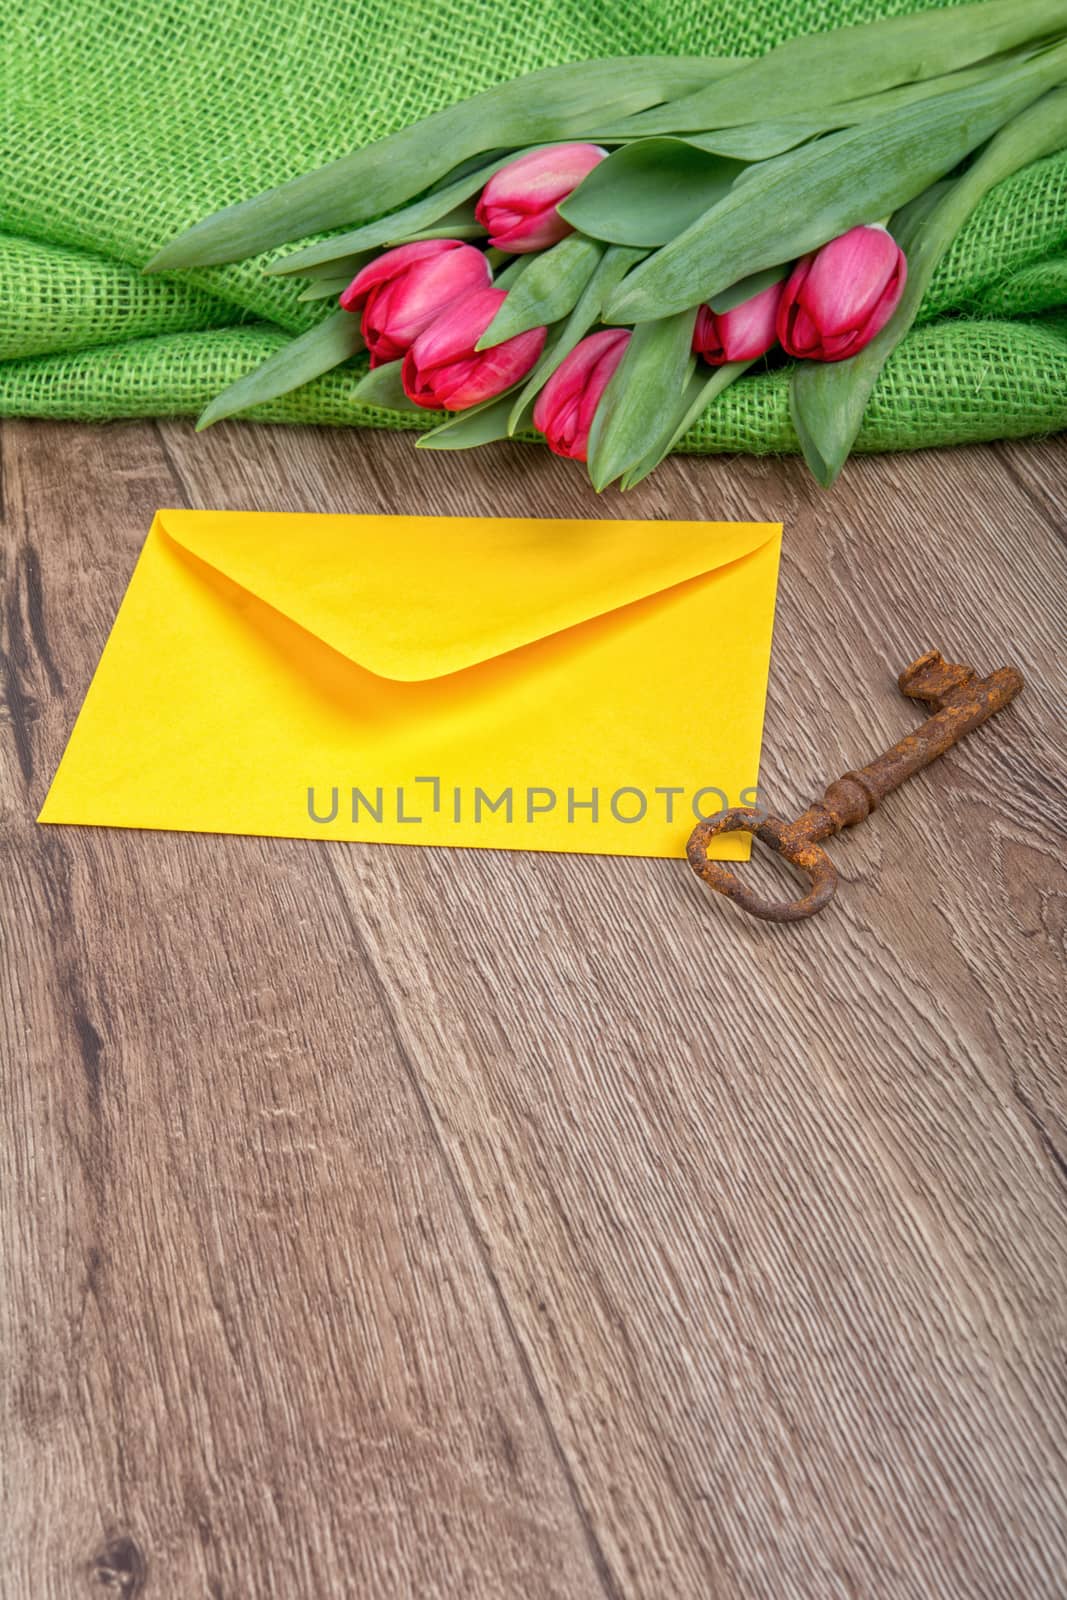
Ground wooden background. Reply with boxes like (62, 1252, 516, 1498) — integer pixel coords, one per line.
(2, 417, 1064, 1599)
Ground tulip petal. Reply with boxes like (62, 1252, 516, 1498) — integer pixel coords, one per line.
(484, 210, 574, 253)
(478, 145, 608, 211)
(577, 337, 629, 437)
(532, 327, 629, 459)
(339, 238, 455, 311)
(442, 328, 547, 409)
(403, 286, 545, 410)
(476, 144, 607, 254)
(348, 241, 492, 366)
(802, 225, 900, 335)
(791, 306, 822, 355)
(409, 287, 506, 368)
(715, 279, 782, 361)
(777, 224, 906, 359)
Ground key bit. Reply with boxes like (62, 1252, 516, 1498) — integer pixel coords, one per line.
(687, 648, 1024, 924)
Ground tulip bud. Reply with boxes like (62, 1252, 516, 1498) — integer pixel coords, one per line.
(474, 144, 608, 253)
(532, 329, 630, 461)
(339, 240, 491, 367)
(693, 279, 783, 366)
(401, 287, 546, 410)
(777, 224, 907, 362)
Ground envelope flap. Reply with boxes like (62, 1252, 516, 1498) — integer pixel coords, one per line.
(157, 508, 780, 681)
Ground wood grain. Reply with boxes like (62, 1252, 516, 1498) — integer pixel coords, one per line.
(2, 414, 1065, 1599)
(0, 421, 606, 1599)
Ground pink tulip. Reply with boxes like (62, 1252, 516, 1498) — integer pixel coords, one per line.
(475, 144, 608, 253)
(401, 287, 547, 410)
(339, 240, 490, 367)
(777, 224, 907, 362)
(693, 279, 783, 366)
(532, 329, 630, 461)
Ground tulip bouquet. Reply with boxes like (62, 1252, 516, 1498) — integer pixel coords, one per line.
(148, 0, 1067, 488)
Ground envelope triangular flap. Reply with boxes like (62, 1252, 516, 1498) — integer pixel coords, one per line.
(157, 508, 779, 682)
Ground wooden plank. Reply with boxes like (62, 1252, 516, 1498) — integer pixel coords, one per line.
(158, 418, 1067, 1597)
(0, 419, 607, 1599)
(991, 434, 1067, 534)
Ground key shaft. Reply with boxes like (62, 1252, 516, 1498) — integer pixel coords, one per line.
(794, 654, 1025, 846)
(687, 650, 1025, 923)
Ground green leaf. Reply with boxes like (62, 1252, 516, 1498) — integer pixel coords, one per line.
(350, 360, 425, 412)
(415, 390, 520, 449)
(425, 149, 510, 193)
(590, 63, 1016, 167)
(297, 277, 353, 302)
(598, 0, 1067, 136)
(613, 51, 1024, 158)
(301, 252, 374, 280)
(265, 152, 519, 277)
(145, 56, 737, 270)
(477, 235, 604, 348)
(681, 120, 828, 161)
(195, 309, 364, 429)
(389, 224, 486, 243)
(676, 59, 1005, 158)
(505, 245, 647, 432)
(620, 360, 754, 489)
(607, 40, 1067, 322)
(708, 264, 790, 315)
(386, 201, 485, 244)
(558, 140, 746, 246)
(492, 255, 533, 291)
(790, 84, 1067, 488)
(586, 309, 697, 491)
(886, 179, 957, 251)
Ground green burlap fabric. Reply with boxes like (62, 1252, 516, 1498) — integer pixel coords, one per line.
(1, 0, 1064, 454)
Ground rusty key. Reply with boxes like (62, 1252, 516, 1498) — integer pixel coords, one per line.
(687, 648, 1024, 924)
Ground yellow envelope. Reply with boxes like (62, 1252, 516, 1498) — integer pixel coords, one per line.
(39, 509, 781, 859)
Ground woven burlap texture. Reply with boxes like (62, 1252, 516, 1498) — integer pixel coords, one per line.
(0, 0, 1064, 451)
